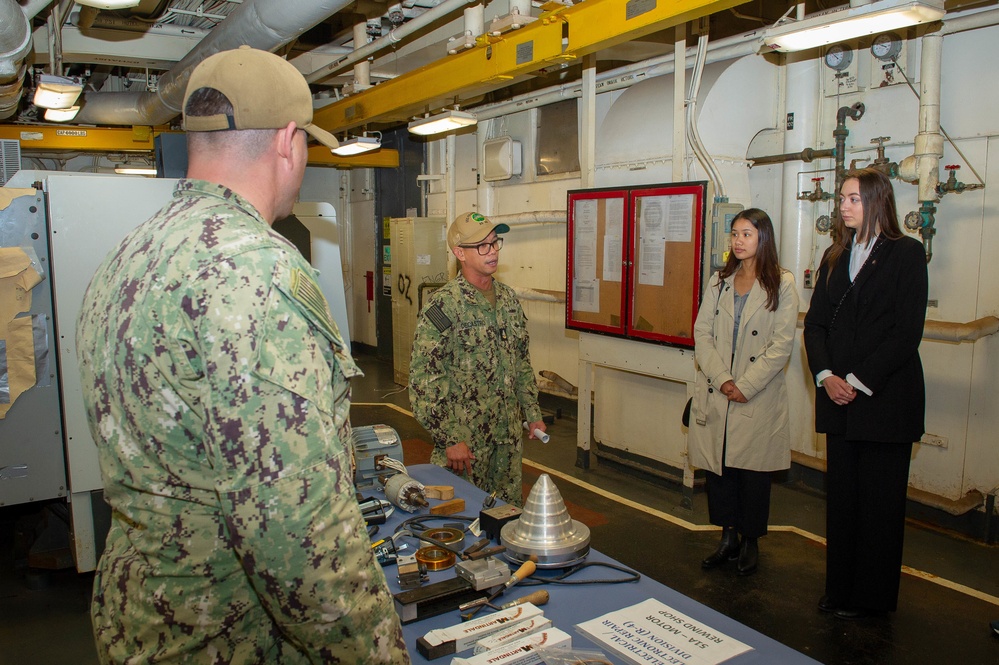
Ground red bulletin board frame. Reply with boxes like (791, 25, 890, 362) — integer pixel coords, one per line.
(565, 187, 630, 336)
(626, 182, 707, 348)
(565, 182, 707, 349)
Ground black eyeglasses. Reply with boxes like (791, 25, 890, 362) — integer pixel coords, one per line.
(459, 237, 504, 255)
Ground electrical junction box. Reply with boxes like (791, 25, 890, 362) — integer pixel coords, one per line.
(482, 136, 523, 181)
(709, 202, 745, 270)
(351, 424, 404, 489)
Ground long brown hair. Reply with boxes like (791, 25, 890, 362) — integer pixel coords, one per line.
(717, 208, 783, 312)
(823, 168, 904, 277)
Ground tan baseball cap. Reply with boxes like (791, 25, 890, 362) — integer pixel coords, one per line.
(182, 45, 338, 149)
(447, 212, 510, 250)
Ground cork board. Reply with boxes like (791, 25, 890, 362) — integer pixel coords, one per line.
(565, 182, 707, 349)
(566, 189, 628, 335)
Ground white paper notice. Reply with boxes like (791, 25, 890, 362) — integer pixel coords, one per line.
(667, 194, 694, 242)
(573, 279, 600, 313)
(576, 598, 753, 665)
(574, 199, 598, 282)
(603, 237, 622, 282)
(638, 197, 667, 286)
(602, 197, 625, 283)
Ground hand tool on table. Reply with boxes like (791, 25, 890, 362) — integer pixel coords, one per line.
(458, 589, 549, 618)
(459, 558, 537, 620)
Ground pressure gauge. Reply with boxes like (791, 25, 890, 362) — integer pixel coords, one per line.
(824, 44, 853, 71)
(871, 32, 903, 62)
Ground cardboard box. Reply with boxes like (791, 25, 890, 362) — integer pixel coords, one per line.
(472, 616, 552, 654)
(416, 603, 545, 660)
(452, 627, 571, 665)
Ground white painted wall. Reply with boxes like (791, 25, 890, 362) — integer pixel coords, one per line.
(414, 22, 999, 503)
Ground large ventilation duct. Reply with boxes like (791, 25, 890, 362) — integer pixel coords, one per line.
(73, 0, 354, 127)
(0, 0, 32, 120)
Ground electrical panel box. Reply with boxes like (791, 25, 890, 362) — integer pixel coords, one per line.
(389, 217, 448, 385)
(709, 202, 745, 270)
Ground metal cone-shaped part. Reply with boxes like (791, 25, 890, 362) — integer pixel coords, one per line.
(500, 473, 590, 568)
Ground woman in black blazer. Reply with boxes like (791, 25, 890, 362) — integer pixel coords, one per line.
(803, 168, 928, 620)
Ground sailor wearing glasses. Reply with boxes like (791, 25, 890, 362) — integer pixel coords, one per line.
(409, 212, 546, 506)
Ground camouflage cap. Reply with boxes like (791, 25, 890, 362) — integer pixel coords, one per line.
(183, 45, 338, 149)
(447, 212, 510, 250)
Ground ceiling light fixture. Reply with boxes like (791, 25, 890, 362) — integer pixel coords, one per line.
(33, 74, 84, 109)
(408, 109, 477, 136)
(114, 166, 158, 176)
(760, 0, 945, 53)
(74, 0, 141, 9)
(331, 135, 382, 156)
(44, 106, 81, 122)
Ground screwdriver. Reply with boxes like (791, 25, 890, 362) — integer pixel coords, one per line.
(459, 589, 549, 617)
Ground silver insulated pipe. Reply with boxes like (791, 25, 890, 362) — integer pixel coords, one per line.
(74, 0, 354, 127)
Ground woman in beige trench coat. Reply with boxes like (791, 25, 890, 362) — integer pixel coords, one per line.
(688, 208, 799, 575)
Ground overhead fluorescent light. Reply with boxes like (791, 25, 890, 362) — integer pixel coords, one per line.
(33, 74, 83, 109)
(408, 109, 477, 136)
(760, 0, 945, 53)
(114, 165, 157, 175)
(331, 135, 381, 156)
(74, 0, 141, 8)
(44, 106, 81, 122)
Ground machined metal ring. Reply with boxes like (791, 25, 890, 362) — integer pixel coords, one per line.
(415, 546, 457, 571)
(423, 526, 465, 549)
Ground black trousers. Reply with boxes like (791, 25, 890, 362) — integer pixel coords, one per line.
(705, 465, 772, 538)
(825, 435, 912, 612)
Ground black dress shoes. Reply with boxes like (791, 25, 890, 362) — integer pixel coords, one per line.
(834, 608, 870, 620)
(834, 607, 887, 620)
(702, 527, 739, 569)
(817, 595, 836, 613)
(736, 537, 758, 576)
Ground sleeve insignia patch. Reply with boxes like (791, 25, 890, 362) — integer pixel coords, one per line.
(426, 303, 453, 333)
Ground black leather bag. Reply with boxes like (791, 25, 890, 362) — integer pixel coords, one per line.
(681, 397, 693, 428)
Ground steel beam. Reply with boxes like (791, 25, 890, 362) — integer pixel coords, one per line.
(0, 125, 164, 151)
(313, 0, 746, 133)
(1, 125, 399, 168)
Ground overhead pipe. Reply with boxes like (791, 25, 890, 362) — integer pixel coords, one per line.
(73, 0, 355, 126)
(352, 21, 370, 91)
(306, 0, 480, 84)
(899, 31, 943, 263)
(750, 147, 835, 166)
(686, 29, 727, 199)
(0, 0, 32, 120)
(490, 210, 565, 225)
(472, 31, 761, 122)
(19, 0, 53, 21)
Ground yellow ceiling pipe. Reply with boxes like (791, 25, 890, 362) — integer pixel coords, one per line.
(313, 0, 746, 134)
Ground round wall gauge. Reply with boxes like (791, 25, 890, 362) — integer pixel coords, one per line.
(871, 32, 903, 61)
(824, 44, 853, 71)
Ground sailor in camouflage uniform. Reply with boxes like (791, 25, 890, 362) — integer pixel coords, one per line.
(75, 47, 409, 665)
(409, 213, 546, 506)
